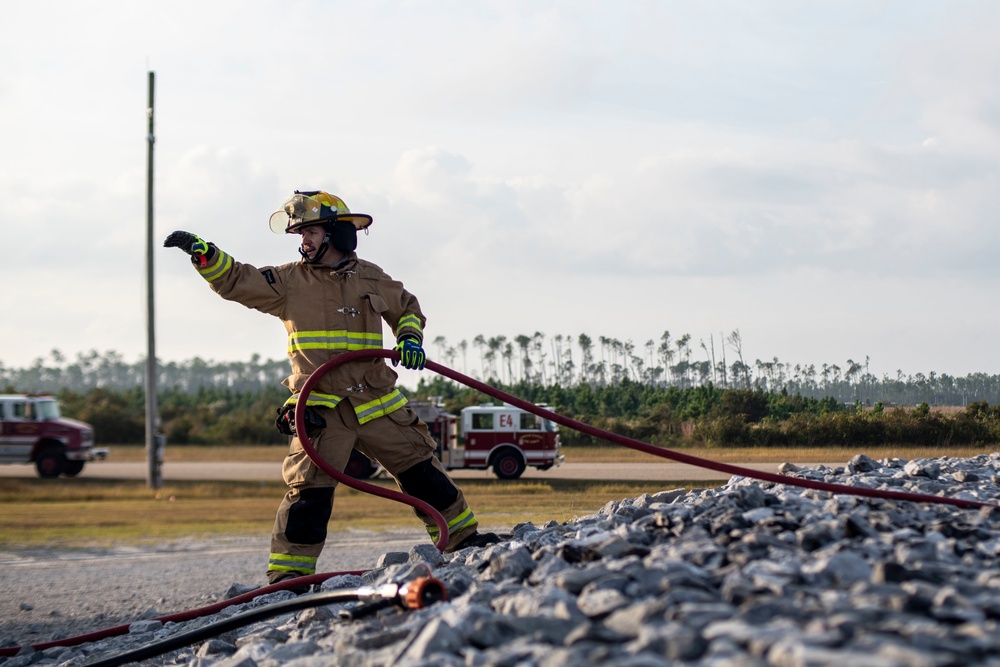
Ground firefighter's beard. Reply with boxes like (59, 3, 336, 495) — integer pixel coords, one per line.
(299, 237, 330, 264)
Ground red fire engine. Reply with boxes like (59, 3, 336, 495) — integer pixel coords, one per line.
(345, 401, 563, 480)
(0, 394, 108, 478)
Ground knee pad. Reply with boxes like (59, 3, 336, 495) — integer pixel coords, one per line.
(397, 458, 459, 511)
(285, 487, 334, 545)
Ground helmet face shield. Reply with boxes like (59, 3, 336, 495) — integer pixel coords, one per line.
(269, 193, 330, 234)
(268, 191, 374, 234)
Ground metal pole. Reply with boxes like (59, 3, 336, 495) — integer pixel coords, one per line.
(145, 71, 162, 489)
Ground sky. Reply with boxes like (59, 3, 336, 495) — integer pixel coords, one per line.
(2, 1, 999, 385)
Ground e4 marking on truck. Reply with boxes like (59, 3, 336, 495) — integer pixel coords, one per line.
(414, 401, 563, 480)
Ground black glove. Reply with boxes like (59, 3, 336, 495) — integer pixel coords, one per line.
(164, 231, 216, 266)
(275, 404, 327, 437)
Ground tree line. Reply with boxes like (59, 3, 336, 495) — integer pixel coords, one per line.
(26, 378, 1000, 449)
(414, 376, 1000, 449)
(4, 332, 1000, 406)
(4, 344, 1000, 448)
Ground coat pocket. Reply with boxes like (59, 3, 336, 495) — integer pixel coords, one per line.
(363, 293, 388, 315)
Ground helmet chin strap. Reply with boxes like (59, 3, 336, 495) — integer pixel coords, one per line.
(299, 234, 331, 264)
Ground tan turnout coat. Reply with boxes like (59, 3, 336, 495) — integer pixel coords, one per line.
(193, 247, 425, 423)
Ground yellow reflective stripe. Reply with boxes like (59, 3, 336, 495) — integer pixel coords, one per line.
(396, 313, 423, 336)
(288, 330, 383, 353)
(355, 389, 407, 424)
(282, 389, 407, 421)
(449, 508, 477, 532)
(283, 393, 342, 409)
(198, 250, 233, 282)
(267, 553, 318, 574)
(427, 509, 478, 540)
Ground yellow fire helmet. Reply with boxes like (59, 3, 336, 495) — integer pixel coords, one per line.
(268, 190, 374, 234)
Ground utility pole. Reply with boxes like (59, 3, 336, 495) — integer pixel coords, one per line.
(145, 71, 163, 489)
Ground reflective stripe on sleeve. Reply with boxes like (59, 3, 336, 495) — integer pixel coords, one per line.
(267, 553, 318, 575)
(396, 313, 423, 338)
(197, 250, 233, 282)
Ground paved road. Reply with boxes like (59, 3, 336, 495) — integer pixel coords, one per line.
(0, 459, 845, 482)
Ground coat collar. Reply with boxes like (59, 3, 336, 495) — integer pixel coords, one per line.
(305, 252, 358, 271)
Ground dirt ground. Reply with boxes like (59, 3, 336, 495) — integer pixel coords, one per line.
(0, 529, 426, 649)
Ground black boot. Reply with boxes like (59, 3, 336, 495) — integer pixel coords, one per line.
(268, 573, 313, 595)
(450, 531, 503, 552)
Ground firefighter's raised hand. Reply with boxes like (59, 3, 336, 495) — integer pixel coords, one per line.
(164, 231, 215, 265)
(393, 337, 426, 371)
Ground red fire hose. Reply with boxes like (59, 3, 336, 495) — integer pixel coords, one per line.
(3, 349, 996, 658)
(409, 353, 1000, 513)
(85, 564, 446, 667)
(307, 350, 998, 514)
(293, 351, 451, 551)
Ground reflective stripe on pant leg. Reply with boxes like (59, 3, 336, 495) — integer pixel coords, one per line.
(354, 389, 407, 424)
(267, 553, 318, 576)
(268, 410, 356, 583)
(426, 507, 479, 542)
(268, 486, 334, 582)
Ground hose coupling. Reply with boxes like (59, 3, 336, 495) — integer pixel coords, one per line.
(340, 563, 447, 619)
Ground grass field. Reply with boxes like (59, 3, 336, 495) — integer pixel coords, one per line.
(0, 477, 721, 548)
(1, 443, 992, 548)
(101, 443, 994, 464)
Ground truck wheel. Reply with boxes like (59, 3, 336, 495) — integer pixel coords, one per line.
(36, 448, 67, 478)
(63, 460, 86, 477)
(492, 451, 526, 480)
(345, 449, 375, 479)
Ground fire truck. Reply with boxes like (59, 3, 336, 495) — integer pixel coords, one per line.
(0, 394, 108, 478)
(345, 401, 563, 480)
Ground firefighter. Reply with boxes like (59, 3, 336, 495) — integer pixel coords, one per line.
(164, 190, 498, 587)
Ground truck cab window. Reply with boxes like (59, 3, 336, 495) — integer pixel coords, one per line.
(519, 413, 540, 430)
(35, 400, 59, 420)
(472, 413, 493, 430)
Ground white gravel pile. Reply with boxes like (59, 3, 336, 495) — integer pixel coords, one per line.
(3, 453, 1000, 667)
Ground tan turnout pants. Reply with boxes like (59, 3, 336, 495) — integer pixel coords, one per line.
(266, 401, 479, 583)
